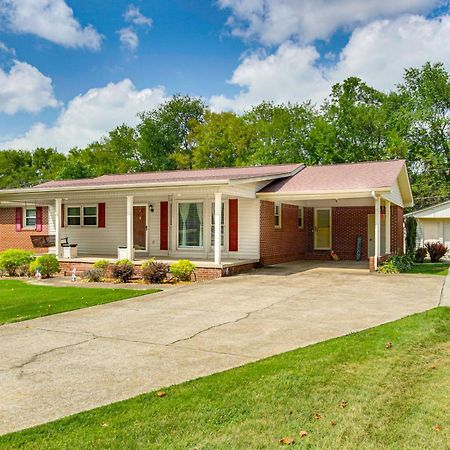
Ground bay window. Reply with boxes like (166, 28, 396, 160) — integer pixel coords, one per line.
(178, 202, 203, 248)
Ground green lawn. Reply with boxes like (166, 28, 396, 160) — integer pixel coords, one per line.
(406, 262, 450, 276)
(1, 308, 449, 449)
(0, 280, 159, 325)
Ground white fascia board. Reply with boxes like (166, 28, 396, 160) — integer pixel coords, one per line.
(257, 188, 391, 201)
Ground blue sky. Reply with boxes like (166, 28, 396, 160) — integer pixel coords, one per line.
(0, 0, 449, 152)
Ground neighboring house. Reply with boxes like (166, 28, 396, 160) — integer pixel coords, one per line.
(406, 200, 450, 253)
(0, 160, 413, 278)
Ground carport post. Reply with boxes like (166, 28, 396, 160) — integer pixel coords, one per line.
(374, 194, 381, 270)
(385, 200, 391, 254)
(214, 192, 222, 265)
(126, 195, 134, 260)
(55, 198, 62, 258)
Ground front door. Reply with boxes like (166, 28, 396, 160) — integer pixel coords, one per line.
(314, 208, 332, 250)
(133, 206, 147, 251)
(368, 214, 386, 257)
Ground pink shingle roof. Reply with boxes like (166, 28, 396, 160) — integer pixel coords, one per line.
(259, 160, 406, 193)
(35, 164, 302, 189)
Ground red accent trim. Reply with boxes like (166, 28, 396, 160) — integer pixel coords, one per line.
(15, 207, 22, 232)
(229, 199, 238, 251)
(35, 207, 43, 232)
(61, 204, 65, 227)
(98, 203, 106, 228)
(160, 201, 169, 251)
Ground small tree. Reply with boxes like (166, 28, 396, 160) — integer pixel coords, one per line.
(405, 216, 417, 256)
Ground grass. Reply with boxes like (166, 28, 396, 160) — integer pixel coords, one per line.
(0, 308, 449, 449)
(0, 279, 160, 325)
(406, 262, 450, 276)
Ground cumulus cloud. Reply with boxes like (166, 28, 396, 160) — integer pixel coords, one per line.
(0, 60, 59, 114)
(211, 14, 450, 112)
(218, 0, 441, 45)
(124, 4, 152, 27)
(0, 79, 167, 152)
(0, 0, 102, 50)
(118, 27, 139, 51)
(0, 41, 16, 56)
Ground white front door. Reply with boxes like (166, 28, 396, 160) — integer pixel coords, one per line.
(368, 214, 386, 257)
(314, 208, 332, 250)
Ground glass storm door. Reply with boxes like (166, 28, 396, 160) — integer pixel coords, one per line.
(314, 208, 331, 250)
(133, 206, 147, 251)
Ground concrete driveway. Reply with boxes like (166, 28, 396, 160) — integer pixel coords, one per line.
(0, 261, 444, 435)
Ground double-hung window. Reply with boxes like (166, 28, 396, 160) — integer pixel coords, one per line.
(274, 202, 282, 228)
(67, 207, 81, 226)
(211, 202, 225, 247)
(24, 208, 36, 228)
(83, 206, 97, 226)
(298, 207, 304, 229)
(178, 202, 204, 248)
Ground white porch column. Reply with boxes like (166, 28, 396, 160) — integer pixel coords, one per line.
(374, 195, 381, 270)
(126, 195, 134, 260)
(385, 200, 391, 255)
(214, 192, 222, 265)
(55, 198, 62, 257)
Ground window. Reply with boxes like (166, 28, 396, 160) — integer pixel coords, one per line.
(83, 206, 97, 226)
(67, 207, 81, 226)
(178, 202, 203, 248)
(298, 206, 304, 229)
(24, 208, 36, 228)
(274, 202, 281, 228)
(211, 202, 225, 247)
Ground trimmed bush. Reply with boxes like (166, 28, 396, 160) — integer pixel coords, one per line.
(0, 249, 35, 276)
(112, 259, 134, 283)
(378, 254, 414, 274)
(93, 259, 110, 277)
(82, 268, 104, 282)
(414, 247, 428, 263)
(142, 259, 169, 284)
(29, 254, 60, 278)
(169, 259, 196, 282)
(425, 242, 448, 263)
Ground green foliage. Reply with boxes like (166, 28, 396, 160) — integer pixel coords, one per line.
(378, 254, 414, 274)
(111, 259, 134, 283)
(93, 259, 110, 276)
(82, 269, 104, 282)
(425, 242, 448, 262)
(142, 259, 169, 284)
(414, 247, 428, 263)
(169, 259, 196, 282)
(405, 216, 418, 256)
(0, 249, 35, 277)
(29, 254, 60, 278)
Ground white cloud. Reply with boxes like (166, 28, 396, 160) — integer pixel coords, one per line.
(0, 41, 16, 56)
(124, 4, 152, 27)
(0, 79, 167, 151)
(0, 0, 102, 50)
(218, 0, 441, 44)
(118, 27, 139, 51)
(211, 14, 450, 112)
(0, 60, 59, 114)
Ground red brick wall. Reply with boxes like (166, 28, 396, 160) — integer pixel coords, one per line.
(0, 207, 49, 253)
(260, 201, 307, 265)
(260, 202, 404, 263)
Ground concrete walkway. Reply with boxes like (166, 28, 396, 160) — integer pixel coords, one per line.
(0, 262, 444, 435)
(439, 271, 450, 306)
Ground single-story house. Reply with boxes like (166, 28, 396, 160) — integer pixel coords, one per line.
(0, 160, 413, 278)
(406, 199, 450, 254)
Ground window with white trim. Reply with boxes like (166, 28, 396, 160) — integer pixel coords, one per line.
(83, 206, 97, 226)
(211, 202, 225, 247)
(178, 202, 204, 248)
(298, 206, 304, 229)
(24, 207, 36, 228)
(67, 207, 81, 226)
(274, 202, 281, 228)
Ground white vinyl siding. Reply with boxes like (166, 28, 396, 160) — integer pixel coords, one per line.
(383, 180, 404, 207)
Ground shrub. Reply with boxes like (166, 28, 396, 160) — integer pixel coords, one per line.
(377, 260, 400, 274)
(414, 247, 428, 263)
(29, 254, 60, 278)
(425, 242, 448, 263)
(82, 268, 104, 282)
(93, 259, 110, 276)
(112, 259, 134, 283)
(405, 216, 417, 256)
(169, 259, 196, 282)
(142, 259, 169, 284)
(378, 254, 414, 274)
(0, 249, 35, 276)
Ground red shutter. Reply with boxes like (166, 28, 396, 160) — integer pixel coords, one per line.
(160, 201, 169, 251)
(98, 203, 106, 228)
(61, 204, 65, 227)
(229, 199, 238, 251)
(15, 207, 22, 232)
(35, 206, 43, 232)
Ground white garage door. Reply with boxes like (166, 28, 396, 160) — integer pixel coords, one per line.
(423, 221, 440, 242)
(444, 221, 450, 253)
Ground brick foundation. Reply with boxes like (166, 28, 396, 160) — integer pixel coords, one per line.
(0, 207, 49, 253)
